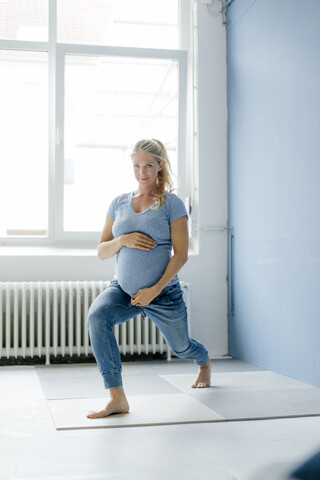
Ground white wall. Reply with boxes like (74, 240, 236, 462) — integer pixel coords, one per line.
(0, 3, 228, 358)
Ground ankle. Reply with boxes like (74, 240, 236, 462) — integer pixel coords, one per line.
(110, 386, 127, 400)
(200, 360, 211, 369)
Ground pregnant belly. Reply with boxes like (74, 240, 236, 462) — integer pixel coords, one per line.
(116, 246, 171, 295)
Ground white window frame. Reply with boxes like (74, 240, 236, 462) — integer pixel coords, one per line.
(0, 0, 189, 247)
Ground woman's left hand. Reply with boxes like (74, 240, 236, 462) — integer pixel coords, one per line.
(131, 287, 158, 306)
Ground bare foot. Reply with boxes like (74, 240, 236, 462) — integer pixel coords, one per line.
(87, 397, 129, 419)
(87, 386, 129, 419)
(191, 359, 212, 388)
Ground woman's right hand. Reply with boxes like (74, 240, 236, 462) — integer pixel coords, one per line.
(121, 233, 156, 251)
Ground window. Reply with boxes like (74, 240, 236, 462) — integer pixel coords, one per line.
(57, 0, 179, 49)
(0, 0, 187, 244)
(0, 50, 48, 237)
(64, 55, 178, 232)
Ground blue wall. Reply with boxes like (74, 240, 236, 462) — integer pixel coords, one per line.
(227, 0, 320, 386)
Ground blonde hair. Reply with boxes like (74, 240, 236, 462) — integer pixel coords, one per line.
(131, 139, 174, 208)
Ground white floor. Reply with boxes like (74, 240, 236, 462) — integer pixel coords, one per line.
(1, 358, 320, 480)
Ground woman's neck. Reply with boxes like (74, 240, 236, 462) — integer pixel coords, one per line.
(134, 186, 158, 197)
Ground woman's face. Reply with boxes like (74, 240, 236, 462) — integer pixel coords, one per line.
(132, 152, 163, 189)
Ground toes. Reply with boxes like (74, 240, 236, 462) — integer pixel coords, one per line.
(87, 412, 97, 419)
(87, 410, 106, 419)
(198, 382, 210, 388)
(191, 382, 210, 389)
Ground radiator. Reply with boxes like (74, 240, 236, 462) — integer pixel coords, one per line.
(0, 281, 190, 365)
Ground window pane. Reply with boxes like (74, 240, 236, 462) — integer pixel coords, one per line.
(64, 55, 178, 232)
(0, 0, 48, 41)
(0, 50, 48, 236)
(58, 0, 178, 49)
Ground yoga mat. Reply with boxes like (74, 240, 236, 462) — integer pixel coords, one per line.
(160, 371, 320, 421)
(47, 393, 225, 430)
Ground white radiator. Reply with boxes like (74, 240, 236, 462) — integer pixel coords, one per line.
(0, 281, 190, 365)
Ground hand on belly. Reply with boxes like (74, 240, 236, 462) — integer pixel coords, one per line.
(131, 286, 158, 306)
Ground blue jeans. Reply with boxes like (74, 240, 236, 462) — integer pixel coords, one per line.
(87, 280, 209, 389)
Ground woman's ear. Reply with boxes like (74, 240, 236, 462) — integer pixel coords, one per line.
(158, 160, 164, 171)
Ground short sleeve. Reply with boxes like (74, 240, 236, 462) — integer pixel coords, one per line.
(167, 194, 188, 223)
(107, 196, 119, 220)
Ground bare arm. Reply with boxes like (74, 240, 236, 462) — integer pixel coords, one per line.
(97, 216, 122, 260)
(97, 216, 157, 260)
(131, 216, 188, 305)
(153, 215, 188, 294)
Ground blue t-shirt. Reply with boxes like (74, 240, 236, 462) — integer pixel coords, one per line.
(107, 192, 188, 295)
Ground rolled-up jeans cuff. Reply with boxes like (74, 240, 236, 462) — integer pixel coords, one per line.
(103, 371, 123, 389)
(196, 355, 210, 366)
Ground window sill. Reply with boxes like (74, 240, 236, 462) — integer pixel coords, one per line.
(0, 245, 198, 257)
(0, 246, 98, 257)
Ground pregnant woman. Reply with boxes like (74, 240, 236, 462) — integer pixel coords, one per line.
(87, 139, 211, 419)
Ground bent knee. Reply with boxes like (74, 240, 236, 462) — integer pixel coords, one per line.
(170, 341, 192, 359)
(87, 310, 99, 331)
(87, 305, 111, 331)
